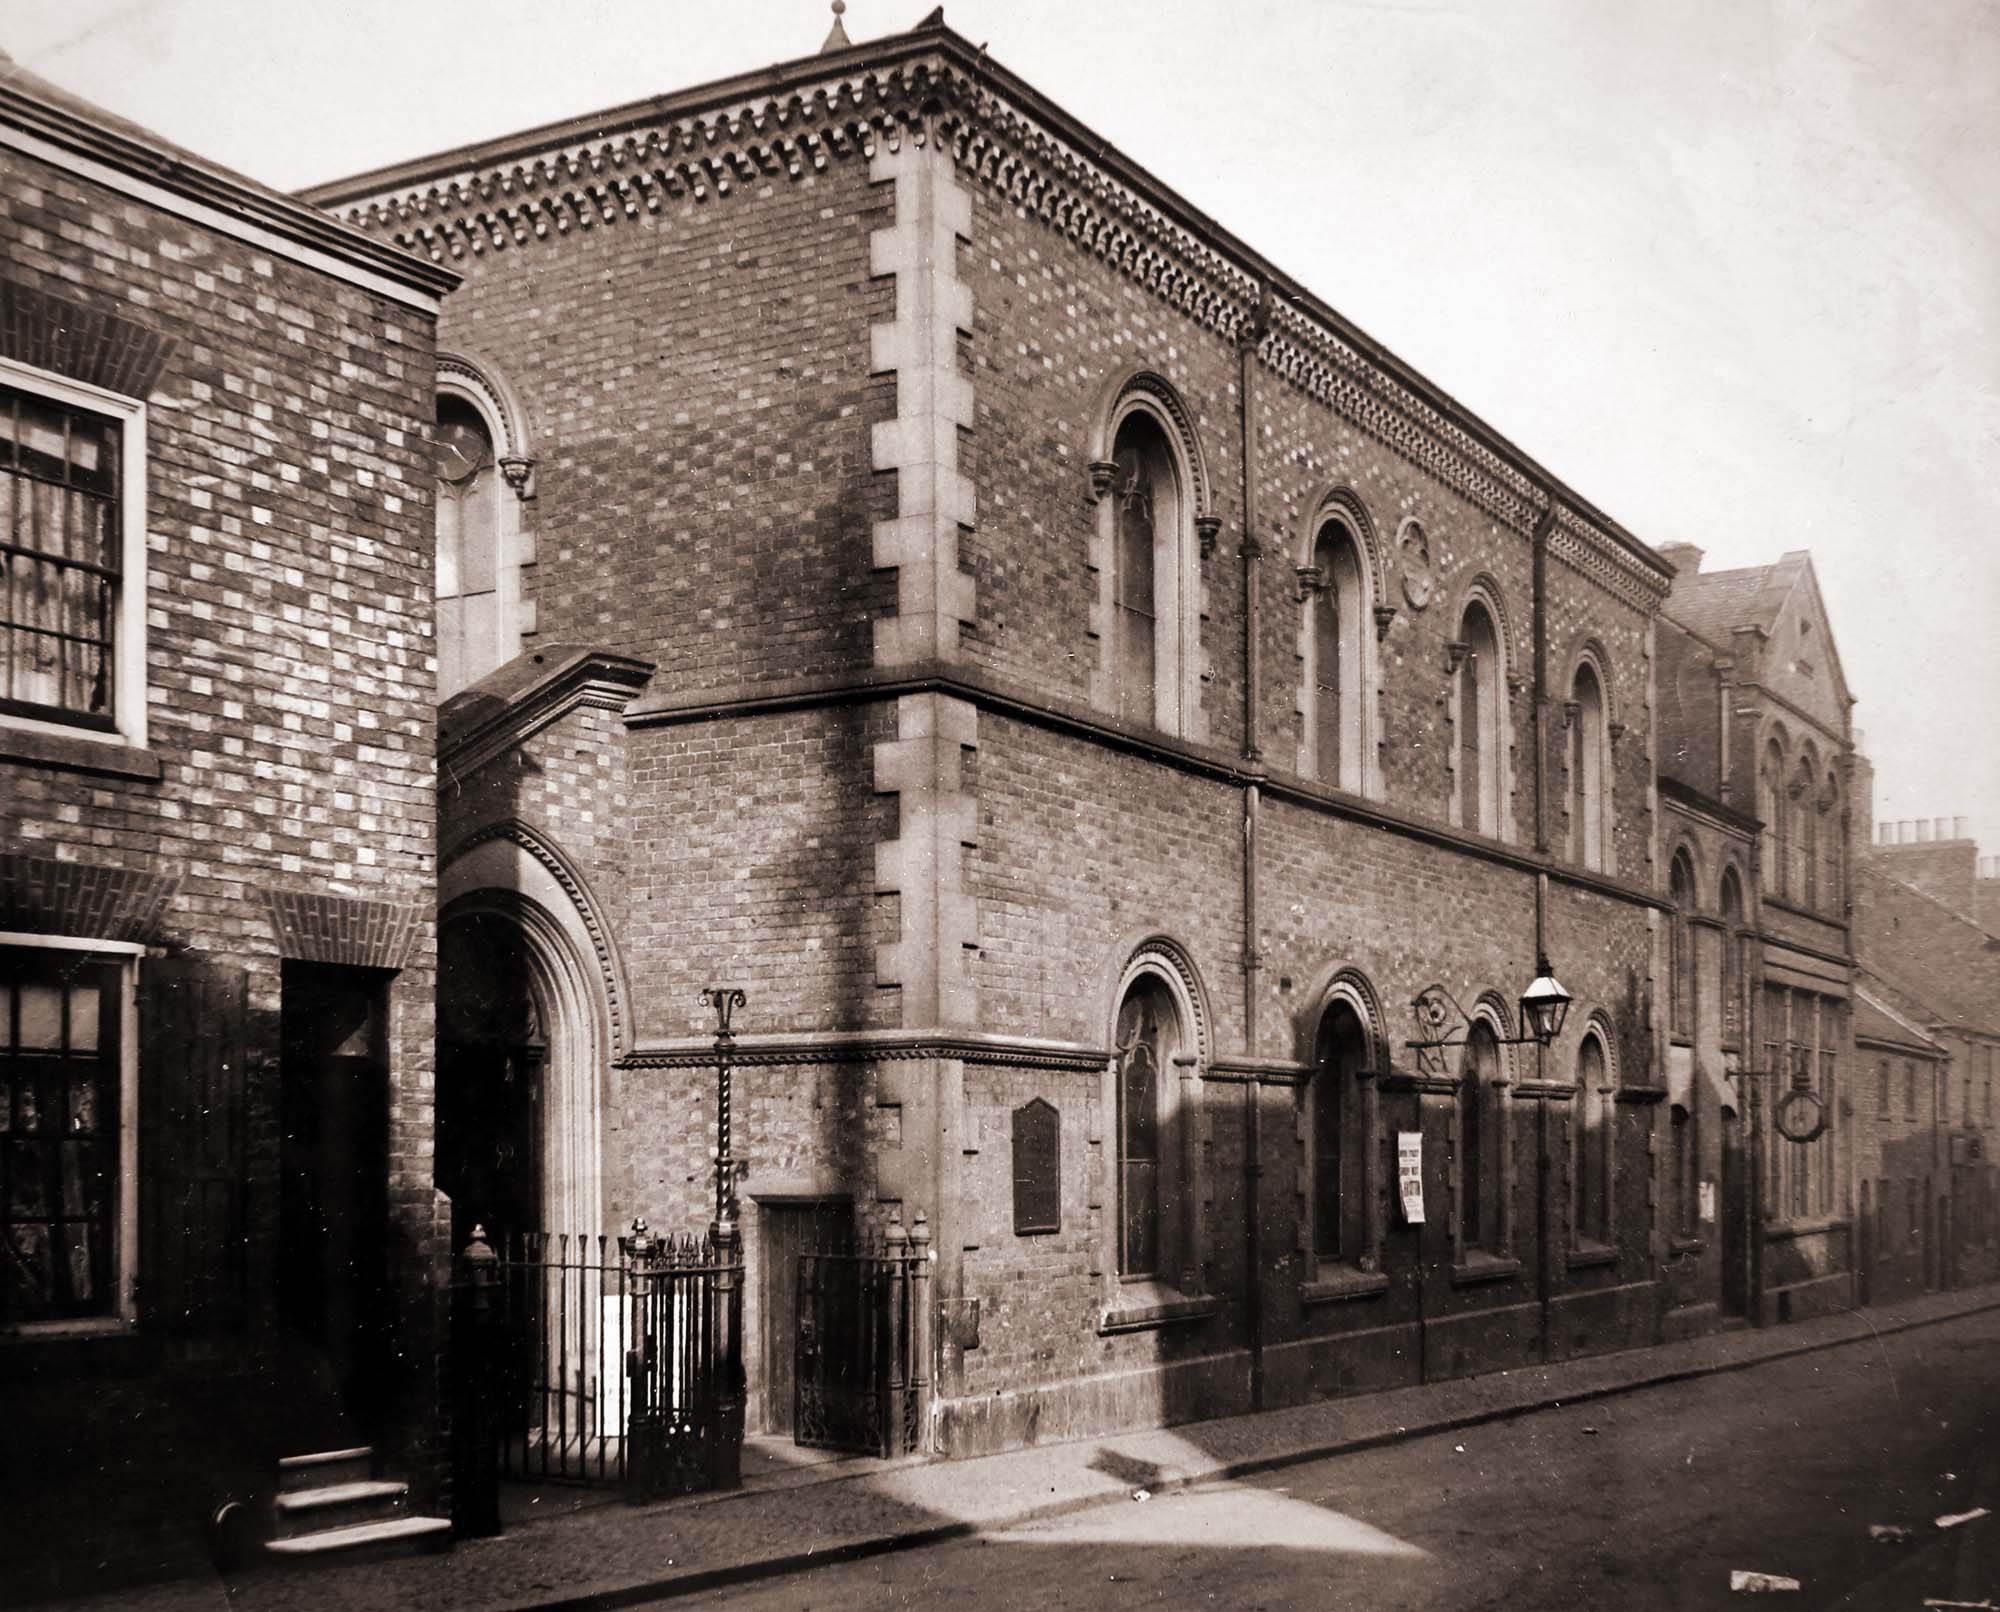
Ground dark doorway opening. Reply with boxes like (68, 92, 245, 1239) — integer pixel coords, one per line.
(437, 910, 545, 1255)
(279, 963, 393, 1440)
(756, 1198, 850, 1436)
(1719, 1105, 1748, 1318)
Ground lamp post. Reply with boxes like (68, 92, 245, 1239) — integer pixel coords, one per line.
(1406, 955, 1572, 1072)
(697, 985, 747, 1491)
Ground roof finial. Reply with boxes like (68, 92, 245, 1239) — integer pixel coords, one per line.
(822, 0, 851, 52)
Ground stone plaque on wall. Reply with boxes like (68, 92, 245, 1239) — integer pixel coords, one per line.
(1012, 1097, 1060, 1235)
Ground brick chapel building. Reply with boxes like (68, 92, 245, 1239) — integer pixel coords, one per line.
(0, 50, 456, 1593)
(305, 9, 1702, 1457)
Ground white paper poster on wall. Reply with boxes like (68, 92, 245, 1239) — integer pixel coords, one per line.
(1397, 1129, 1425, 1224)
(1699, 1179, 1717, 1223)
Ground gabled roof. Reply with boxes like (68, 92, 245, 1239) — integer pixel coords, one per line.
(1852, 982, 1947, 1057)
(0, 46, 457, 304)
(1664, 549, 1852, 721)
(1663, 554, 1804, 648)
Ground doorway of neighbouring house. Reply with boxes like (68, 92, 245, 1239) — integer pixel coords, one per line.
(755, 1198, 850, 1436)
(279, 963, 393, 1441)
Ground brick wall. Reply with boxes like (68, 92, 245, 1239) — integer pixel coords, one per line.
(0, 143, 441, 1593)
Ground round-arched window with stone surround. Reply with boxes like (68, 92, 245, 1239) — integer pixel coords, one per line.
(435, 356, 534, 700)
(1105, 941, 1208, 1296)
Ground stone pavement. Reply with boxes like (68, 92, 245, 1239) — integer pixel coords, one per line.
(37, 1283, 2000, 1612)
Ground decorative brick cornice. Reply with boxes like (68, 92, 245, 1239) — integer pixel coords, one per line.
(0, 277, 175, 399)
(621, 1028, 1109, 1073)
(311, 26, 1670, 616)
(0, 851, 178, 946)
(264, 889, 423, 970)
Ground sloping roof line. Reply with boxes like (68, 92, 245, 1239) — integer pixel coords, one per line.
(0, 48, 458, 302)
(300, 14, 1674, 595)
(1852, 982, 1947, 1056)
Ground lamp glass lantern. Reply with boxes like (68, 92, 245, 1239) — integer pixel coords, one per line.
(1517, 958, 1572, 1045)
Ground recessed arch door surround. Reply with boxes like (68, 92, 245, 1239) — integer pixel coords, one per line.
(438, 830, 612, 1247)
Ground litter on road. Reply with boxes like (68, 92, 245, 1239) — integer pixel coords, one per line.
(1729, 1569, 1801, 1592)
(1936, 1508, 1991, 1530)
(1868, 1523, 1915, 1543)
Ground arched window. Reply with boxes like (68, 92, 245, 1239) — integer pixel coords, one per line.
(1669, 850, 1695, 1041)
(1819, 771, 1842, 915)
(1575, 1030, 1612, 1247)
(1877, 1059, 1891, 1117)
(1309, 519, 1369, 792)
(1459, 1019, 1500, 1255)
(1570, 661, 1608, 870)
(1114, 972, 1191, 1283)
(1310, 997, 1373, 1271)
(1718, 867, 1744, 1048)
(1669, 1104, 1695, 1239)
(1759, 739, 1786, 893)
(1456, 599, 1506, 839)
(1107, 408, 1195, 735)
(435, 374, 534, 701)
(1793, 755, 1818, 907)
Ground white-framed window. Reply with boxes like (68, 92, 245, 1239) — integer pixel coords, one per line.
(0, 360, 148, 749)
(1, 934, 141, 1332)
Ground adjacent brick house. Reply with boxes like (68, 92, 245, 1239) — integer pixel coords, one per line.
(307, 11, 1694, 1457)
(0, 51, 455, 1594)
(1654, 544, 1859, 1322)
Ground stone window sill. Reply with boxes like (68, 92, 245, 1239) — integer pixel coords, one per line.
(1667, 1235, 1705, 1257)
(1301, 1265, 1391, 1305)
(1567, 1242, 1617, 1270)
(1450, 1252, 1522, 1286)
(1098, 1287, 1218, 1335)
(1764, 1215, 1849, 1242)
(1617, 1084, 1669, 1104)
(0, 725, 162, 781)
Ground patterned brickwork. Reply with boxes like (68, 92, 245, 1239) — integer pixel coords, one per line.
(0, 849, 180, 943)
(0, 273, 176, 398)
(0, 135, 443, 1594)
(263, 888, 424, 968)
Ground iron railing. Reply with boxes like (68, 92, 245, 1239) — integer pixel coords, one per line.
(455, 1225, 744, 1516)
(795, 1211, 932, 1458)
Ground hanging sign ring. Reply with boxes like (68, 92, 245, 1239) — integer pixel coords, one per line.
(1773, 1086, 1828, 1144)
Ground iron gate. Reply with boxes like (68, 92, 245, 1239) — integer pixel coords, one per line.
(455, 1224, 744, 1513)
(794, 1212, 933, 1457)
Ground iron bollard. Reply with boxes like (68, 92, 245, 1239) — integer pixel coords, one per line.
(621, 1218, 665, 1500)
(453, 1224, 502, 1537)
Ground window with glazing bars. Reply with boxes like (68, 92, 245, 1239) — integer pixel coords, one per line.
(1, 388, 122, 728)
(2, 951, 121, 1324)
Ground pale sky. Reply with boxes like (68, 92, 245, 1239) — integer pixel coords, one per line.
(7, 0, 1998, 858)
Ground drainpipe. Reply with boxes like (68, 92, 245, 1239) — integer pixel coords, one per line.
(1238, 284, 1271, 1412)
(1530, 497, 1555, 1359)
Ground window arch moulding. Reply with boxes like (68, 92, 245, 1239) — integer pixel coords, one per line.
(1098, 933, 1217, 1331)
(1292, 487, 1385, 799)
(1085, 373, 1212, 741)
(1445, 575, 1519, 843)
(437, 351, 539, 699)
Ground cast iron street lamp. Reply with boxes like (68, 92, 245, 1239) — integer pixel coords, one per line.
(1406, 955, 1572, 1074)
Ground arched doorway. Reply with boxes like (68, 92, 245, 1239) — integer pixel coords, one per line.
(438, 910, 547, 1252)
(435, 878, 606, 1251)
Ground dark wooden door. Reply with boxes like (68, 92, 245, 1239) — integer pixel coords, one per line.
(757, 1200, 849, 1435)
(1719, 1109, 1748, 1317)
